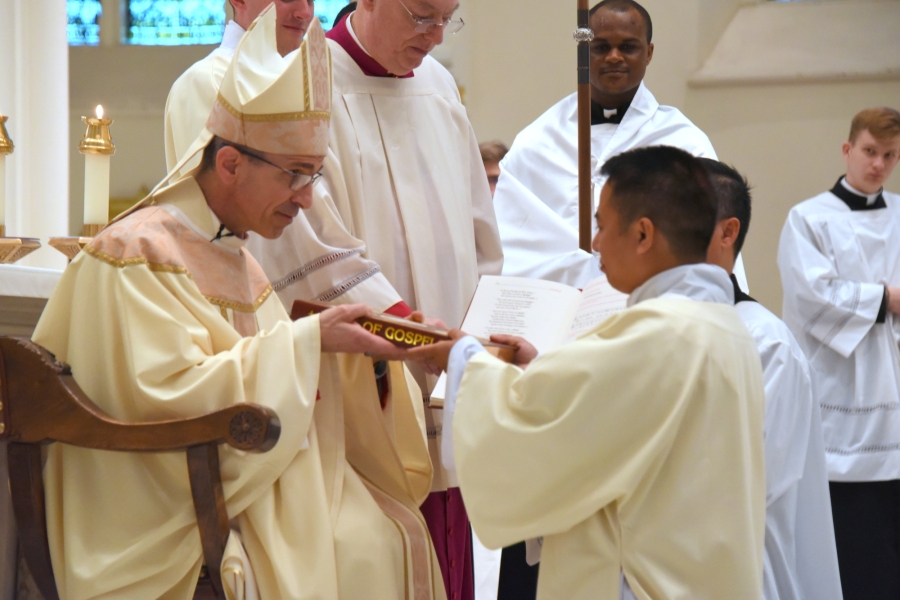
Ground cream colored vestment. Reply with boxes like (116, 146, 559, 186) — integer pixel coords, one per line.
(449, 265, 767, 600)
(31, 177, 445, 600)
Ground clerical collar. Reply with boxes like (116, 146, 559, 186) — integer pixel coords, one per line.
(627, 263, 734, 308)
(211, 223, 237, 242)
(831, 176, 886, 211)
(591, 99, 631, 125)
(220, 21, 246, 53)
(326, 13, 415, 79)
(730, 273, 756, 304)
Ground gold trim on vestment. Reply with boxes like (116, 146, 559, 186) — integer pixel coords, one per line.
(303, 46, 311, 112)
(214, 93, 330, 123)
(358, 474, 435, 600)
(83, 244, 191, 275)
(204, 286, 273, 313)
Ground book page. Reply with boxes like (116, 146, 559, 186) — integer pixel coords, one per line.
(564, 275, 629, 342)
(458, 276, 583, 353)
(430, 276, 582, 405)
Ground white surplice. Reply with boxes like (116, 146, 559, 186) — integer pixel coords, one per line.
(493, 83, 748, 291)
(324, 40, 503, 328)
(778, 185, 900, 481)
(443, 264, 766, 600)
(163, 20, 402, 312)
(734, 296, 842, 600)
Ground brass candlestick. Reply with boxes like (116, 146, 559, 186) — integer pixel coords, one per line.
(50, 107, 115, 261)
(0, 115, 41, 265)
(79, 114, 115, 156)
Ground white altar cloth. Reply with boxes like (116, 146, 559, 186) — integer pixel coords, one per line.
(0, 264, 63, 299)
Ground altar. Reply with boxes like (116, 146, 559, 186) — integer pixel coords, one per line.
(0, 264, 62, 337)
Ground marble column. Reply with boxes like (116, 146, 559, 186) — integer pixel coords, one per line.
(0, 0, 70, 270)
(0, 3, 69, 595)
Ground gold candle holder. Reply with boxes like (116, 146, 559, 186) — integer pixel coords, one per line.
(50, 107, 115, 261)
(0, 115, 42, 265)
(79, 113, 115, 156)
(0, 115, 13, 155)
(81, 106, 115, 229)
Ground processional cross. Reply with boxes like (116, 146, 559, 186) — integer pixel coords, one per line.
(574, 0, 595, 253)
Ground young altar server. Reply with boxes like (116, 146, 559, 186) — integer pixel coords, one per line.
(778, 107, 900, 600)
(165, 0, 405, 313)
(413, 146, 767, 600)
(704, 159, 842, 600)
(493, 0, 747, 291)
(32, 12, 445, 599)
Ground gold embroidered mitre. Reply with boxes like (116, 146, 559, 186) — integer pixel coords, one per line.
(112, 7, 333, 225)
(206, 6, 332, 157)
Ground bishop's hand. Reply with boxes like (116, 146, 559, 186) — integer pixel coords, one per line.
(319, 304, 409, 360)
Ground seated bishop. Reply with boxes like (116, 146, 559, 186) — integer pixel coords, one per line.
(413, 146, 767, 599)
(32, 11, 445, 600)
(494, 0, 747, 291)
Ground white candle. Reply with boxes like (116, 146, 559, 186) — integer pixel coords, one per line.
(0, 154, 6, 227)
(81, 105, 112, 226)
(83, 152, 110, 225)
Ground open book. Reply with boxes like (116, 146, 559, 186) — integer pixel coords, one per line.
(429, 275, 629, 407)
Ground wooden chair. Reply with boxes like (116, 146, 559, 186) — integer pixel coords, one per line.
(0, 336, 281, 600)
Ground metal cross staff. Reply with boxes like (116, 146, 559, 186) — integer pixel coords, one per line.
(574, 1, 595, 253)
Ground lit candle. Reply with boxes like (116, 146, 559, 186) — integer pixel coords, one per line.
(0, 115, 13, 233)
(80, 105, 115, 229)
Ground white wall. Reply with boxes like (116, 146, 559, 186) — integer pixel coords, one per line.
(68, 44, 212, 234)
(2, 0, 70, 269)
(456, 0, 900, 314)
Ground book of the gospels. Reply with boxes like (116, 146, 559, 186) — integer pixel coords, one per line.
(429, 275, 629, 407)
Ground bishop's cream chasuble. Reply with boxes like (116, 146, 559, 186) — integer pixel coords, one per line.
(31, 177, 445, 600)
(779, 181, 900, 481)
(163, 21, 402, 313)
(447, 265, 766, 600)
(492, 83, 749, 291)
(731, 278, 842, 600)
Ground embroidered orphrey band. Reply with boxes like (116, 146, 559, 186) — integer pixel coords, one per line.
(271, 249, 365, 292)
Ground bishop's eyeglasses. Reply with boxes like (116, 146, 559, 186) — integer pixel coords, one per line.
(396, 0, 465, 34)
(229, 144, 323, 191)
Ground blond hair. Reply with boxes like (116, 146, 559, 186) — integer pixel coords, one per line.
(849, 107, 900, 143)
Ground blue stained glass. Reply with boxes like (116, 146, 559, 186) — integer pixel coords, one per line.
(126, 0, 226, 46)
(317, 0, 351, 31)
(67, 0, 102, 46)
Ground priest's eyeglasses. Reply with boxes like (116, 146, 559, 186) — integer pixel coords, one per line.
(396, 0, 465, 34)
(231, 145, 323, 191)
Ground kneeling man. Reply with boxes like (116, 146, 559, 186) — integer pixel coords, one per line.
(414, 146, 766, 599)
(33, 12, 444, 600)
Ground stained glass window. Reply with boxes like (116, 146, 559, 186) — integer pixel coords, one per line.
(125, 0, 226, 46)
(317, 0, 351, 31)
(67, 0, 103, 46)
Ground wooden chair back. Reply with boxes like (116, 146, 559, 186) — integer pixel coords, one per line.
(0, 336, 281, 600)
